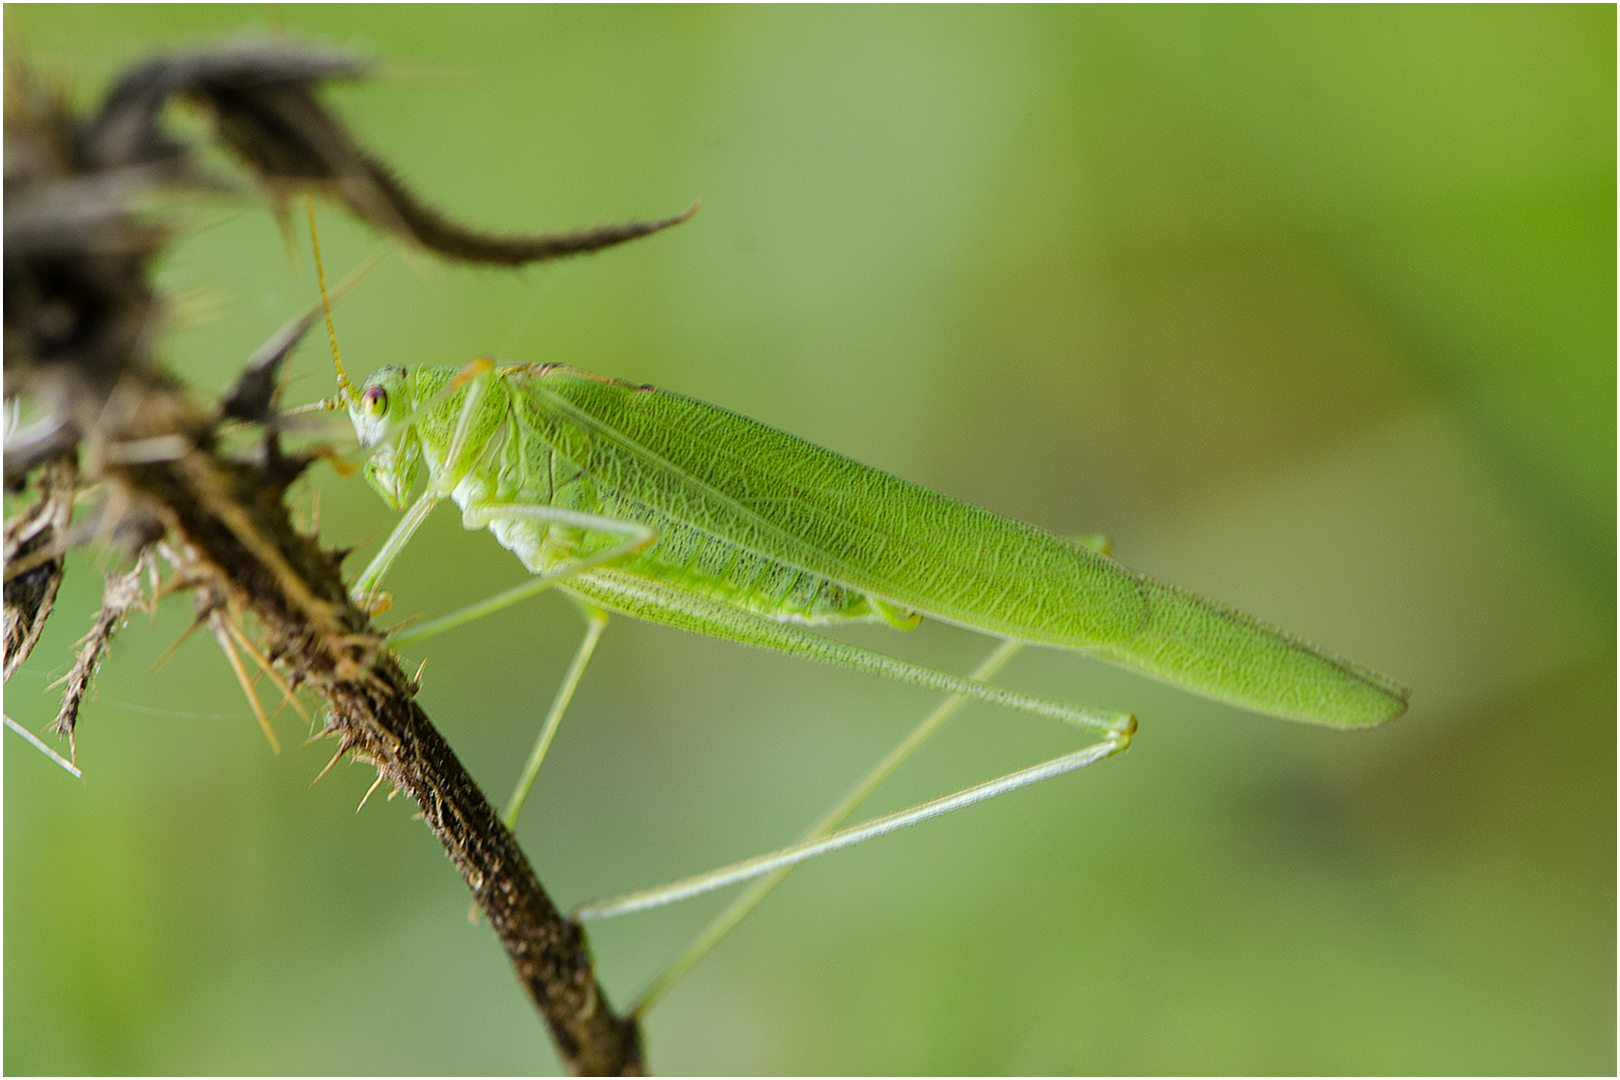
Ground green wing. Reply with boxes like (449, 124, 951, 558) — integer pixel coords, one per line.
(519, 366, 1407, 728)
(518, 366, 1149, 645)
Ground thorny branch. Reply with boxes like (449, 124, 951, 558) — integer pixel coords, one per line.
(4, 40, 693, 1075)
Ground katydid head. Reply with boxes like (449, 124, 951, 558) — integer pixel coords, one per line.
(350, 365, 422, 510)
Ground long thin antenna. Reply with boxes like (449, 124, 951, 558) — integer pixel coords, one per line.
(305, 195, 355, 402)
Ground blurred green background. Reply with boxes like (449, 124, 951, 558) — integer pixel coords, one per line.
(5, 6, 1613, 1074)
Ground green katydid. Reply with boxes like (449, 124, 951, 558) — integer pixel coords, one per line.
(339, 358, 1408, 731)
(308, 215, 1407, 1014)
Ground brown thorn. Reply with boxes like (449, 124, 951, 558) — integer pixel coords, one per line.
(209, 612, 280, 753)
(448, 355, 496, 391)
(381, 611, 426, 638)
(304, 723, 351, 749)
(222, 615, 310, 725)
(310, 743, 347, 787)
(150, 609, 210, 673)
(356, 771, 386, 813)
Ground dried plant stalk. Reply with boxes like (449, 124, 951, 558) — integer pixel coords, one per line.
(3, 39, 697, 1074)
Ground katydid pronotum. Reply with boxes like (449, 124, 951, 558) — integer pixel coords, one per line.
(306, 210, 1408, 1016)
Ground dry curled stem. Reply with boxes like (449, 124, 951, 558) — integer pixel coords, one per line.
(3, 39, 697, 1074)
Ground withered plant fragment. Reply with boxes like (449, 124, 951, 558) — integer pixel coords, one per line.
(48, 560, 149, 750)
(4, 454, 77, 682)
(4, 38, 696, 1074)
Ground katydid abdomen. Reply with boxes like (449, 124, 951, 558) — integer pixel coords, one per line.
(369, 362, 1406, 731)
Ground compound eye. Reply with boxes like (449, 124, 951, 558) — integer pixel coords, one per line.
(361, 385, 388, 417)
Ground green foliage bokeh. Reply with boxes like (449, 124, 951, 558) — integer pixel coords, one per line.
(6, 6, 1613, 1074)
